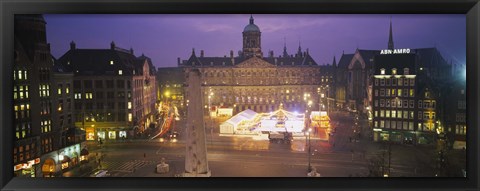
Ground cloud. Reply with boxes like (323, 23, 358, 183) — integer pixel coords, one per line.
(194, 22, 235, 32)
(260, 19, 328, 33)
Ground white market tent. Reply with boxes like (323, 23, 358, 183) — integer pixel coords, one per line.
(254, 109, 305, 133)
(219, 109, 258, 134)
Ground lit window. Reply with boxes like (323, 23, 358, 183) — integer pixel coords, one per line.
(66, 86, 69, 94)
(58, 88, 62, 95)
(18, 71, 22, 80)
(392, 68, 397, 75)
(380, 68, 385, 75)
(128, 113, 133, 122)
(119, 70, 123, 75)
(110, 60, 114, 65)
(128, 102, 132, 109)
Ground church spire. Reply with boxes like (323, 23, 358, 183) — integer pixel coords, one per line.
(388, 17, 394, 50)
(297, 41, 302, 57)
(249, 14, 254, 24)
(283, 37, 288, 57)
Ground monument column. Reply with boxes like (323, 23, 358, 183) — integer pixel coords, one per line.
(183, 69, 211, 177)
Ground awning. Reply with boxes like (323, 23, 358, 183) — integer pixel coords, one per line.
(80, 148, 89, 156)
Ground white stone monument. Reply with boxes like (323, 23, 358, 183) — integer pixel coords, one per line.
(183, 69, 211, 177)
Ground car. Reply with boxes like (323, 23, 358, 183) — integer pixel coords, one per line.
(169, 131, 179, 142)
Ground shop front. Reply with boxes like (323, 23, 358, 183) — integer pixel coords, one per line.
(14, 158, 40, 177)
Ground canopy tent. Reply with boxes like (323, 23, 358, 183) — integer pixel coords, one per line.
(219, 109, 258, 134)
(254, 109, 305, 133)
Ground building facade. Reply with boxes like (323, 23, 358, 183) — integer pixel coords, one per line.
(13, 14, 86, 177)
(372, 51, 445, 144)
(56, 42, 157, 141)
(179, 16, 333, 116)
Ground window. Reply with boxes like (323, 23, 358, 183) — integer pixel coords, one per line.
(96, 92, 104, 99)
(392, 78, 397, 86)
(403, 111, 408, 119)
(375, 79, 379, 86)
(386, 100, 390, 107)
(398, 78, 403, 86)
(385, 110, 390, 118)
(432, 101, 436, 109)
(374, 100, 378, 107)
(74, 93, 82, 99)
(409, 89, 414, 97)
(107, 92, 114, 99)
(380, 68, 385, 75)
(380, 79, 385, 86)
(391, 99, 396, 107)
(380, 120, 385, 128)
(380, 99, 385, 107)
(380, 110, 384, 117)
(118, 70, 123, 75)
(95, 80, 103, 88)
(410, 78, 415, 86)
(380, 89, 385, 96)
(128, 102, 132, 109)
(404, 68, 409, 75)
(128, 113, 133, 122)
(85, 93, 93, 99)
(386, 78, 391, 86)
(106, 80, 114, 88)
(403, 100, 408, 108)
(57, 84, 62, 95)
(409, 100, 414, 108)
(409, 122, 414, 130)
(397, 111, 402, 119)
(386, 89, 390, 97)
(392, 68, 397, 75)
(418, 100, 423, 108)
(385, 120, 390, 128)
(375, 90, 378, 96)
(110, 60, 114, 65)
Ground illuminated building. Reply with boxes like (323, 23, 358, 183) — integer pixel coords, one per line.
(179, 16, 335, 115)
(56, 42, 157, 141)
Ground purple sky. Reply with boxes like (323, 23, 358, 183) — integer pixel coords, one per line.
(44, 14, 466, 68)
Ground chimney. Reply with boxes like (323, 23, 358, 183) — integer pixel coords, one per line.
(269, 50, 274, 57)
(230, 50, 234, 58)
(177, 57, 181, 65)
(110, 41, 115, 50)
(200, 50, 204, 57)
(70, 41, 76, 50)
(130, 47, 134, 55)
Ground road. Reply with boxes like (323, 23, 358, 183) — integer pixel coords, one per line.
(64, 111, 440, 177)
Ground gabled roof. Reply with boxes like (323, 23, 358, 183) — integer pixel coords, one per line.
(357, 49, 381, 68)
(222, 109, 258, 126)
(338, 53, 354, 69)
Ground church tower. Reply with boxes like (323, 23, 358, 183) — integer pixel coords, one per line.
(388, 19, 394, 50)
(242, 15, 263, 58)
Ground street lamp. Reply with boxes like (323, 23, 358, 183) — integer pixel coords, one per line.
(307, 128, 312, 172)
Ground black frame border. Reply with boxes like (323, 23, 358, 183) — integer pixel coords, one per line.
(1, 0, 479, 191)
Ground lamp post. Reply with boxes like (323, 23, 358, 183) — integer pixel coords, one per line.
(307, 128, 312, 172)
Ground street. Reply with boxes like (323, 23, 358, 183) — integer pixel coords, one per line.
(60, 110, 447, 177)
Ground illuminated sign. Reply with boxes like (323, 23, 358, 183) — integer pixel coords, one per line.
(380, 48, 411, 55)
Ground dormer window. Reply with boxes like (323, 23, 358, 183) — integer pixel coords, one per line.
(380, 68, 386, 75)
(392, 68, 397, 75)
(118, 70, 123, 75)
(404, 68, 410, 75)
(110, 60, 114, 65)
(67, 61, 70, 65)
